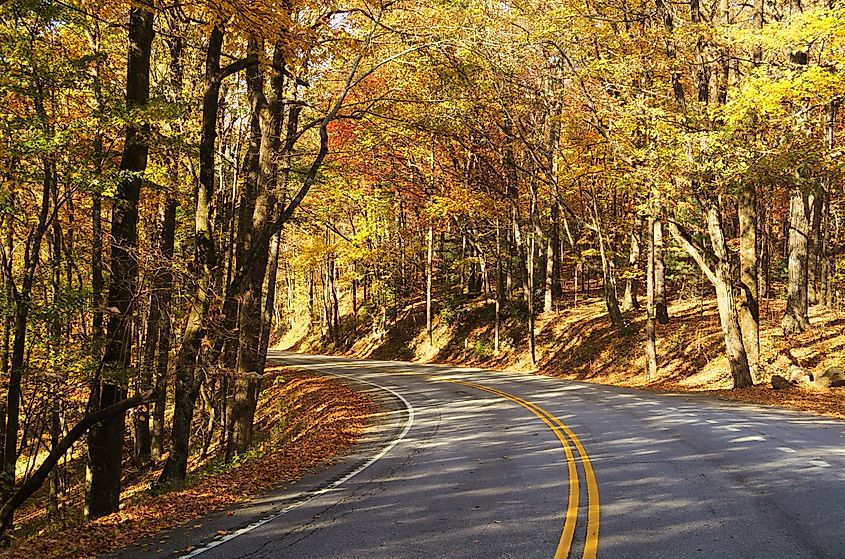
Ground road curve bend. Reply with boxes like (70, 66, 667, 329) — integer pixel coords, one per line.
(114, 353, 844, 559)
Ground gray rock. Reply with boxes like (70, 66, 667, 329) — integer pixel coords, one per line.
(813, 367, 845, 389)
(788, 365, 813, 385)
(771, 375, 793, 390)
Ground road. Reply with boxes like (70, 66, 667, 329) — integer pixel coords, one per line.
(115, 352, 845, 559)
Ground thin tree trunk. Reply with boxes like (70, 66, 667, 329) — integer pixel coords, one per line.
(808, 192, 823, 305)
(646, 211, 657, 378)
(258, 231, 281, 372)
(426, 225, 433, 346)
(543, 234, 555, 314)
(591, 196, 624, 331)
(527, 230, 536, 366)
(737, 185, 760, 379)
(622, 214, 643, 311)
(151, 196, 176, 461)
(654, 216, 669, 324)
(495, 218, 503, 356)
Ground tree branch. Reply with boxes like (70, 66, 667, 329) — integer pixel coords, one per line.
(0, 389, 157, 538)
(666, 219, 717, 285)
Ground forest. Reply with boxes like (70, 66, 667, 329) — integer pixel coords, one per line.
(0, 0, 843, 549)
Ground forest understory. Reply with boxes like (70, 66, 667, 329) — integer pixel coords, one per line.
(2, 0, 844, 555)
(0, 369, 375, 559)
(284, 291, 845, 420)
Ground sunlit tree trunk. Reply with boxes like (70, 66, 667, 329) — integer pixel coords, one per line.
(781, 186, 812, 335)
(654, 217, 669, 324)
(669, 199, 753, 389)
(426, 225, 433, 346)
(737, 186, 759, 378)
(645, 210, 657, 378)
(622, 214, 642, 311)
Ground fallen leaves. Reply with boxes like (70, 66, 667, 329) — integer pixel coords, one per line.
(0, 368, 375, 559)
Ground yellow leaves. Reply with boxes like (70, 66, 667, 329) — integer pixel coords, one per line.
(725, 61, 844, 128)
(738, 7, 845, 55)
(426, 185, 490, 221)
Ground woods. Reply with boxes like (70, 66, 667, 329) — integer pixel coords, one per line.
(0, 0, 843, 548)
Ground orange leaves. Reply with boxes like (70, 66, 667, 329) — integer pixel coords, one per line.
(0, 369, 375, 559)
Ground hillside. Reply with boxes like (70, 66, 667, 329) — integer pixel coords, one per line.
(281, 292, 845, 419)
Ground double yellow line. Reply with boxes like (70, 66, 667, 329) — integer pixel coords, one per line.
(412, 373, 599, 559)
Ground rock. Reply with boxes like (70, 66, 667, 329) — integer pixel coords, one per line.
(787, 365, 813, 385)
(771, 375, 793, 390)
(813, 367, 845, 389)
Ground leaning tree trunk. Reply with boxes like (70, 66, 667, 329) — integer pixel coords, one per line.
(258, 231, 281, 372)
(669, 200, 753, 389)
(708, 199, 753, 388)
(591, 197, 624, 331)
(781, 186, 812, 335)
(86, 4, 153, 520)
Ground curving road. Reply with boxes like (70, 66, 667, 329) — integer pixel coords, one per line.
(114, 352, 845, 559)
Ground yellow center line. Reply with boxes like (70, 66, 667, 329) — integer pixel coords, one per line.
(403, 372, 600, 559)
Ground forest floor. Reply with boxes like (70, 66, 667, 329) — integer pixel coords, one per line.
(1, 368, 375, 559)
(284, 292, 844, 420)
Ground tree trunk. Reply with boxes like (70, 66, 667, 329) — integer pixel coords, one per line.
(258, 231, 281, 372)
(158, 24, 238, 483)
(543, 234, 555, 314)
(781, 186, 811, 335)
(592, 197, 624, 331)
(226, 38, 284, 459)
(87, 4, 154, 519)
(622, 214, 642, 311)
(737, 185, 760, 379)
(151, 196, 176, 461)
(807, 190, 823, 305)
(668, 201, 753, 389)
(707, 201, 754, 388)
(527, 230, 537, 366)
(0, 227, 10, 483)
(645, 212, 657, 378)
(654, 217, 669, 324)
(426, 225, 434, 346)
(495, 219, 503, 356)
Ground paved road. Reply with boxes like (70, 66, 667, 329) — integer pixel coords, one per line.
(116, 352, 845, 559)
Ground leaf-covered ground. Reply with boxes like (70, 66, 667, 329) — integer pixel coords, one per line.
(0, 368, 375, 559)
(288, 293, 844, 419)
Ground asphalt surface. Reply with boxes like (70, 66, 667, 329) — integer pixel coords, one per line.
(112, 352, 845, 559)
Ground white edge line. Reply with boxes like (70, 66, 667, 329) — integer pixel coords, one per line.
(177, 374, 415, 558)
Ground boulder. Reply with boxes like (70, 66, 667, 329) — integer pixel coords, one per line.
(813, 367, 845, 389)
(771, 375, 793, 390)
(787, 365, 813, 385)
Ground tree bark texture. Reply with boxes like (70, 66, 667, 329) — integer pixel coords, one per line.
(737, 185, 760, 379)
(622, 214, 642, 311)
(781, 187, 812, 335)
(86, 4, 154, 520)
